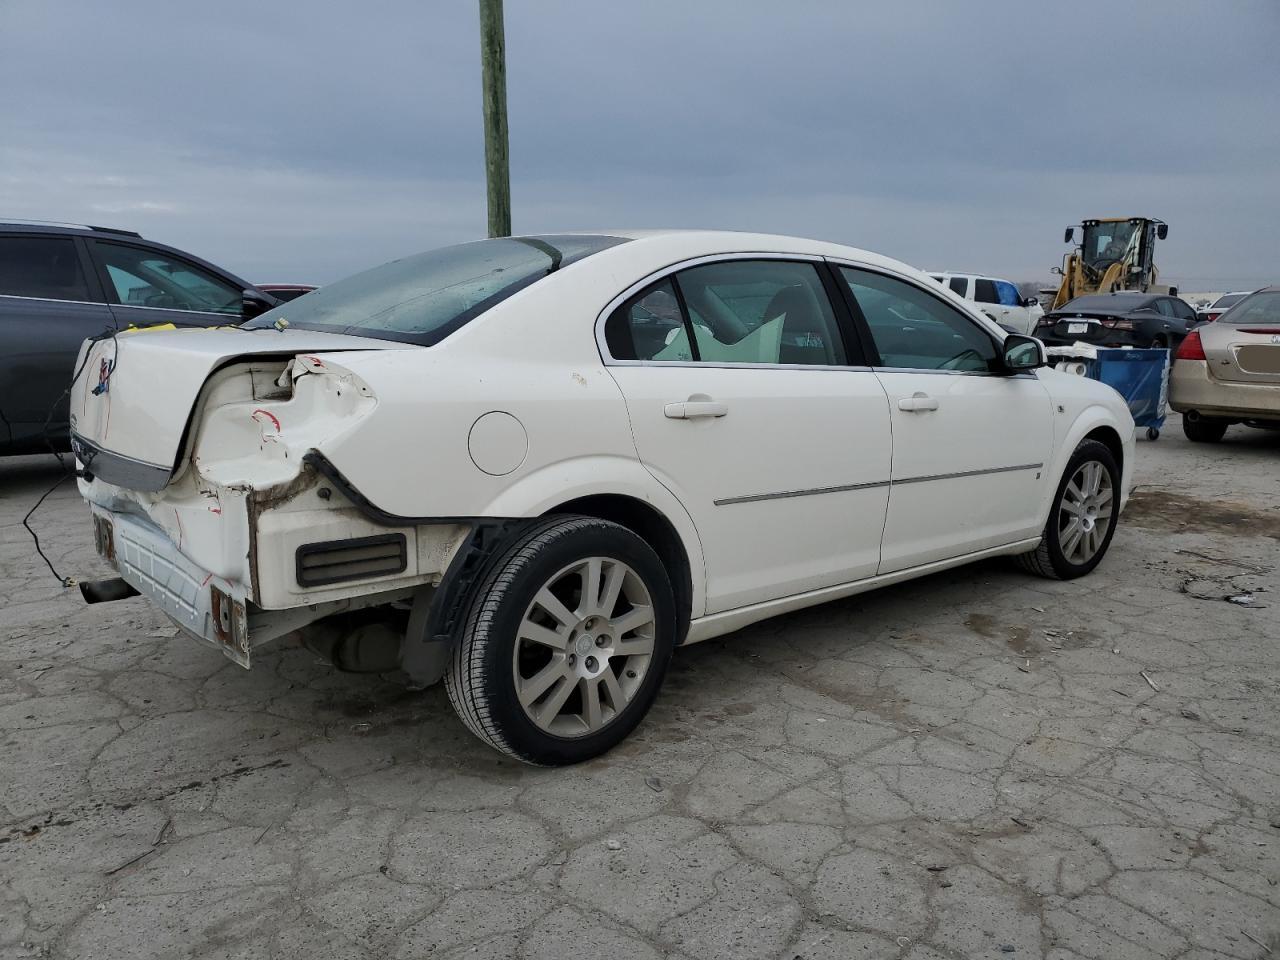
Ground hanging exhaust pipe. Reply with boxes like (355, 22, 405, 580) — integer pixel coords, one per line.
(79, 578, 140, 604)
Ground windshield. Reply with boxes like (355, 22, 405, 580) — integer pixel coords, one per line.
(1080, 221, 1139, 270)
(1221, 290, 1280, 325)
(243, 235, 628, 344)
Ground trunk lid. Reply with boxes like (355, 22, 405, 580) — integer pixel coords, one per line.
(70, 326, 413, 489)
(1201, 323, 1280, 384)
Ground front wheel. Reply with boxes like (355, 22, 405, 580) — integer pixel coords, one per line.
(445, 516, 676, 765)
(1015, 439, 1121, 580)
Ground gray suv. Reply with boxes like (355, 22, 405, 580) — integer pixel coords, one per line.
(0, 222, 278, 455)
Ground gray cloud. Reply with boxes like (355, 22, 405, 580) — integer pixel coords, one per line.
(2, 0, 1276, 289)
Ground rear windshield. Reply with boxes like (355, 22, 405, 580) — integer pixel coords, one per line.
(1211, 293, 1246, 310)
(1220, 290, 1280, 324)
(243, 235, 628, 345)
(1057, 294, 1147, 313)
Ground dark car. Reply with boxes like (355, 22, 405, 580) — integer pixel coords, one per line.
(0, 221, 279, 455)
(1034, 291, 1199, 349)
(256, 283, 316, 303)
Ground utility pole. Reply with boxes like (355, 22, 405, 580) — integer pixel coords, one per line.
(479, 0, 511, 237)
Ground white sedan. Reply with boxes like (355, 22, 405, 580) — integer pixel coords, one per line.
(71, 231, 1135, 764)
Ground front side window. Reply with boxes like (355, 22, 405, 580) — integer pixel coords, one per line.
(94, 242, 242, 314)
(676, 260, 847, 365)
(974, 279, 1000, 304)
(840, 267, 999, 373)
(949, 276, 968, 297)
(246, 235, 627, 345)
(0, 237, 91, 301)
(994, 280, 1021, 306)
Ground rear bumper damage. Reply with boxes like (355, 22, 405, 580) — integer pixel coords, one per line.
(81, 460, 472, 669)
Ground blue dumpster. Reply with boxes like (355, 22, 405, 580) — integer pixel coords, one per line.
(1054, 348, 1169, 440)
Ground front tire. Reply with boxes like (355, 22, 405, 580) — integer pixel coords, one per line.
(445, 516, 676, 765)
(1182, 415, 1228, 443)
(1015, 439, 1120, 580)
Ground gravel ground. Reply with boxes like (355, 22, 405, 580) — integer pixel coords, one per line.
(1, 412, 1278, 960)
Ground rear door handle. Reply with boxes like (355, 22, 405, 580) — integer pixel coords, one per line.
(664, 397, 728, 420)
(897, 392, 939, 413)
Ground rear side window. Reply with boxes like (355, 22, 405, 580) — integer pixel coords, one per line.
(1153, 299, 1175, 317)
(948, 277, 968, 297)
(973, 279, 1000, 304)
(604, 279, 689, 361)
(0, 237, 91, 301)
(604, 260, 849, 366)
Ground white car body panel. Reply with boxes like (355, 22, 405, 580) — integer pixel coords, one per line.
(71, 230, 1134, 665)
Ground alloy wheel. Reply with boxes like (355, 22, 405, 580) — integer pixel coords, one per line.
(512, 557, 656, 737)
(1058, 460, 1114, 564)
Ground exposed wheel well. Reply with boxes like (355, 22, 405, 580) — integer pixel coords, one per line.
(545, 495, 694, 644)
(1083, 425, 1124, 474)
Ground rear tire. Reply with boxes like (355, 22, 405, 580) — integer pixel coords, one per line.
(1182, 416, 1228, 443)
(1015, 439, 1121, 580)
(445, 516, 676, 765)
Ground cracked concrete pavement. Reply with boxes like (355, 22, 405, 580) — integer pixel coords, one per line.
(1, 412, 1278, 959)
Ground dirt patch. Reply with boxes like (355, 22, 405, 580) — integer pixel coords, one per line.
(1125, 490, 1280, 541)
(965, 613, 1042, 655)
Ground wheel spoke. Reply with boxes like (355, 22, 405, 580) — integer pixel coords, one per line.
(519, 619, 569, 651)
(1066, 479, 1085, 503)
(519, 659, 566, 707)
(614, 635, 654, 657)
(599, 562, 626, 619)
(581, 677, 603, 730)
(578, 558, 603, 617)
(536, 673, 576, 726)
(534, 588, 576, 631)
(610, 604, 654, 637)
(1095, 487, 1114, 508)
(600, 664, 627, 709)
(1059, 498, 1083, 518)
(1061, 521, 1084, 560)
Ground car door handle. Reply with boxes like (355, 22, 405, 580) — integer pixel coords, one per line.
(897, 392, 939, 413)
(664, 398, 728, 420)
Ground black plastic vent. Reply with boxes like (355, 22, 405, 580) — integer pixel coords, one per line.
(296, 534, 407, 587)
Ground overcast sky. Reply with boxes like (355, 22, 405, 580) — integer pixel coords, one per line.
(2, 1, 1276, 290)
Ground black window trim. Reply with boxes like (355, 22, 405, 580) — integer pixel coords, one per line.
(825, 258, 1018, 378)
(595, 252, 871, 371)
(87, 238, 245, 317)
(0, 232, 107, 305)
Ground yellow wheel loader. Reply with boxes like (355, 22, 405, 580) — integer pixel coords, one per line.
(1051, 217, 1172, 310)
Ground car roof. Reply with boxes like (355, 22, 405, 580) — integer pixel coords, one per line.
(923, 271, 1013, 283)
(0, 219, 143, 238)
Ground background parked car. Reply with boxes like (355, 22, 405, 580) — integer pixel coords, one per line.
(257, 283, 316, 303)
(1035, 291, 1198, 349)
(927, 271, 1043, 334)
(0, 221, 278, 455)
(1195, 291, 1251, 324)
(1171, 286, 1280, 442)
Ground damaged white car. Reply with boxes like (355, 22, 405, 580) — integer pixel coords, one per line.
(72, 231, 1134, 764)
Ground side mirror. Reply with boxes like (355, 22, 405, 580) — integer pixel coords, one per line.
(242, 289, 276, 320)
(1021, 296, 1040, 308)
(1064, 227, 1075, 243)
(1002, 334, 1045, 372)
(1156, 224, 1169, 240)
